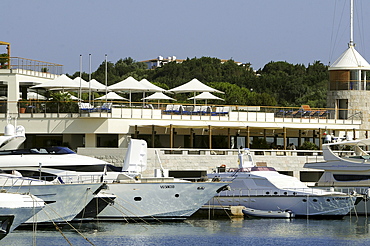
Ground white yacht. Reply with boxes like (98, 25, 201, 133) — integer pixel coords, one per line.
(0, 132, 229, 220)
(207, 149, 360, 218)
(0, 192, 44, 240)
(304, 139, 370, 214)
(0, 122, 116, 223)
(0, 173, 105, 224)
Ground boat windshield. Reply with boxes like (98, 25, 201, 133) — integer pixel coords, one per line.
(251, 167, 276, 171)
(0, 146, 76, 155)
(348, 155, 370, 160)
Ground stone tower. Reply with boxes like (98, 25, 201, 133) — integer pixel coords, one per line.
(327, 0, 370, 137)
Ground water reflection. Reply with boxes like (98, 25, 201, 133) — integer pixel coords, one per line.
(3, 217, 370, 245)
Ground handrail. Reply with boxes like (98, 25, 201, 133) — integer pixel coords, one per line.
(10, 100, 363, 122)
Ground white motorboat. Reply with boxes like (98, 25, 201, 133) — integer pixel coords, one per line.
(0, 173, 105, 224)
(0, 191, 44, 239)
(242, 207, 294, 218)
(0, 128, 229, 220)
(207, 148, 360, 218)
(0, 123, 106, 224)
(304, 139, 370, 214)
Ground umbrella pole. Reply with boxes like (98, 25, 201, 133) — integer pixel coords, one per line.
(129, 91, 132, 107)
(105, 54, 108, 105)
(89, 54, 92, 106)
(79, 55, 82, 101)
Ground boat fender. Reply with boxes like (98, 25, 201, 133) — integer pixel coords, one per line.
(212, 177, 221, 182)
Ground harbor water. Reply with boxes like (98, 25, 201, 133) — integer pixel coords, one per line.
(3, 216, 370, 246)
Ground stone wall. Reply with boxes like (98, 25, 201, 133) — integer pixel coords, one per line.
(78, 148, 323, 179)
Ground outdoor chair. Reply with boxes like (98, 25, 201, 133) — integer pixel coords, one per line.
(98, 103, 112, 112)
(164, 104, 174, 114)
(200, 106, 211, 115)
(191, 106, 202, 114)
(78, 102, 94, 112)
(172, 105, 183, 114)
(182, 106, 193, 114)
(275, 110, 286, 117)
(211, 106, 229, 116)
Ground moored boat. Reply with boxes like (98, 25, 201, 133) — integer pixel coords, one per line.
(304, 138, 370, 215)
(207, 148, 360, 218)
(0, 191, 44, 240)
(0, 126, 229, 221)
(242, 207, 294, 218)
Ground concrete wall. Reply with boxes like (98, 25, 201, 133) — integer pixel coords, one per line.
(77, 147, 323, 179)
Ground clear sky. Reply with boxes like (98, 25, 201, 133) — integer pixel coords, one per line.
(3, 0, 370, 74)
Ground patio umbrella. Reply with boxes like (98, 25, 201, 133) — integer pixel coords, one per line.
(188, 92, 224, 105)
(25, 92, 47, 100)
(89, 79, 107, 92)
(139, 79, 168, 105)
(142, 92, 176, 108)
(31, 74, 82, 91)
(108, 76, 149, 107)
(95, 92, 128, 101)
(142, 92, 176, 101)
(169, 78, 224, 105)
(139, 79, 166, 92)
(49, 92, 82, 101)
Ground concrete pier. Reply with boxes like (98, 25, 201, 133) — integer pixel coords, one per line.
(191, 205, 245, 219)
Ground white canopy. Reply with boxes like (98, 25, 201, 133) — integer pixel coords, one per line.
(31, 74, 82, 90)
(169, 78, 224, 94)
(142, 92, 176, 101)
(188, 92, 224, 101)
(72, 77, 91, 90)
(108, 76, 149, 106)
(139, 79, 167, 92)
(95, 92, 128, 101)
(108, 76, 147, 91)
(169, 78, 224, 105)
(188, 92, 224, 106)
(49, 92, 82, 101)
(25, 92, 46, 100)
(89, 79, 107, 91)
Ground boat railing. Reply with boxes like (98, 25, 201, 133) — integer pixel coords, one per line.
(317, 186, 370, 196)
(219, 187, 340, 197)
(305, 150, 360, 163)
(0, 174, 104, 187)
(0, 175, 52, 191)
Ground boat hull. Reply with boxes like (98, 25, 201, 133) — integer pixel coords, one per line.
(98, 182, 228, 220)
(209, 194, 355, 217)
(3, 183, 102, 224)
(0, 193, 44, 234)
(242, 207, 294, 218)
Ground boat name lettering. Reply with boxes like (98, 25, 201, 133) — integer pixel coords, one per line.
(160, 185, 175, 189)
(333, 197, 348, 200)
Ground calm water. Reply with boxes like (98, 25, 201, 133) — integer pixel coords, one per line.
(3, 216, 370, 246)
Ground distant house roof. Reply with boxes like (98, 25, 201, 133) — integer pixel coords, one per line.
(329, 45, 370, 70)
(140, 56, 243, 69)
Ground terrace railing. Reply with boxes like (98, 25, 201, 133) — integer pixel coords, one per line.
(9, 100, 363, 125)
(0, 57, 63, 78)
